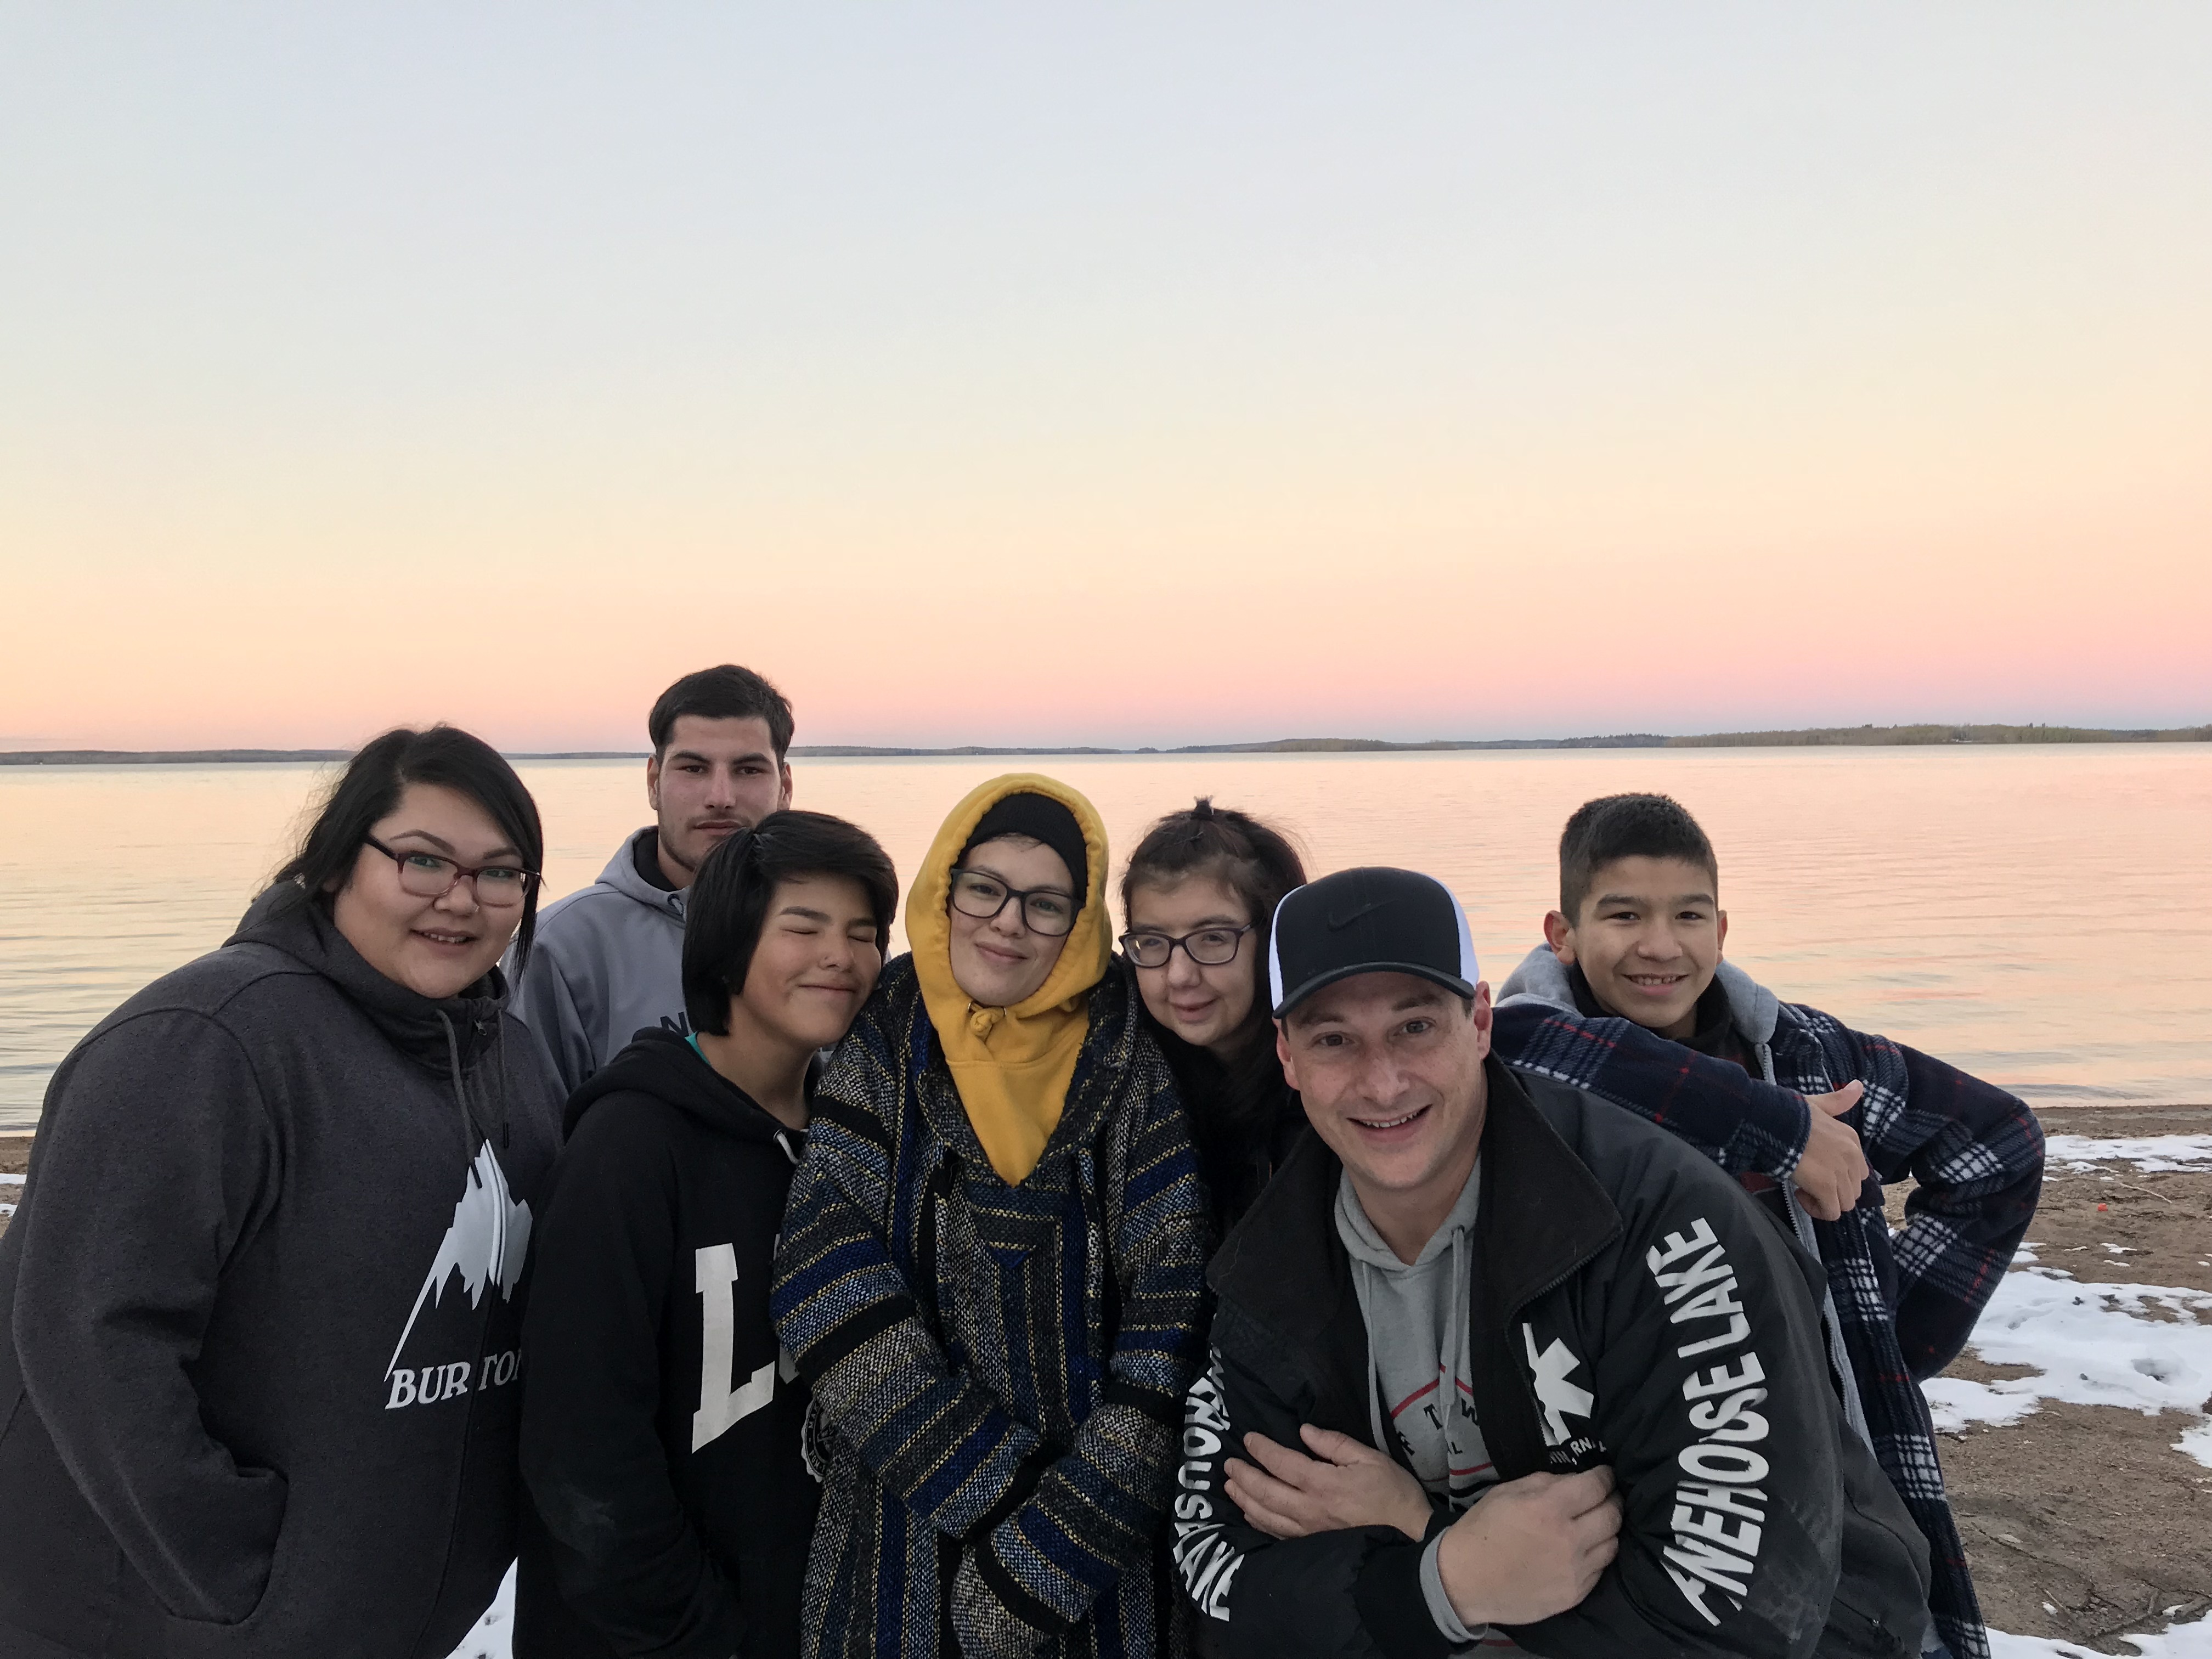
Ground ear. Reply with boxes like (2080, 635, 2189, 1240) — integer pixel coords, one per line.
(1275, 1020, 1300, 1091)
(1542, 909, 1577, 963)
(1469, 983, 1494, 1061)
(777, 761, 794, 810)
(1716, 909, 1728, 955)
(646, 752, 663, 810)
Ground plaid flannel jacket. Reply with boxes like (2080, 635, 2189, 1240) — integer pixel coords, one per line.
(1494, 992, 2044, 1659)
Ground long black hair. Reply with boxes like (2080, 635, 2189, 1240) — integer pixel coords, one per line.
(273, 726, 546, 966)
(1120, 799, 1307, 1173)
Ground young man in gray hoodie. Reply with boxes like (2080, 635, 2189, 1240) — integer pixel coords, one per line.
(510, 664, 794, 1093)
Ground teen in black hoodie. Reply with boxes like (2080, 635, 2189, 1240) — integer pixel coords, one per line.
(517, 811, 899, 1659)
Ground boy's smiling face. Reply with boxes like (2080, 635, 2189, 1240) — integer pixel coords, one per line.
(1543, 855, 1728, 1041)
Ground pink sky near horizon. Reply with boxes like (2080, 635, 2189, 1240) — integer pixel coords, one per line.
(3, 7, 2208, 752)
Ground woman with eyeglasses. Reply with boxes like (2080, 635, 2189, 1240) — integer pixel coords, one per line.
(1120, 799, 1311, 1238)
(771, 774, 1208, 1659)
(0, 725, 566, 1659)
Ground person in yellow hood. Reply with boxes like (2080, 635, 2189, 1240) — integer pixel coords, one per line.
(772, 775, 1210, 1659)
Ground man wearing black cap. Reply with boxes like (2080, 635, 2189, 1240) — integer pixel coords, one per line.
(1170, 867, 1942, 1659)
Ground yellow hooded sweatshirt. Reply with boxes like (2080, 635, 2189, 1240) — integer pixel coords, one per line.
(907, 774, 1113, 1185)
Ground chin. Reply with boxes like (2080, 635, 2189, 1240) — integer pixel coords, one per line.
(405, 955, 495, 1001)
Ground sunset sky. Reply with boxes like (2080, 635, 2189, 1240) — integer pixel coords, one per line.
(3, 6, 2208, 752)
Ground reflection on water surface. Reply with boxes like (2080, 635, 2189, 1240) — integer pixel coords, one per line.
(3, 745, 2206, 1127)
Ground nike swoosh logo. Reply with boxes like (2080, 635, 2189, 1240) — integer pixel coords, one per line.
(1326, 900, 1389, 930)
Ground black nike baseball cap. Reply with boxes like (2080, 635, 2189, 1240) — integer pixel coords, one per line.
(1267, 866, 1480, 1017)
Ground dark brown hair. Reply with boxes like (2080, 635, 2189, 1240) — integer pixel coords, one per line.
(648, 663, 795, 759)
(1120, 799, 1307, 1154)
(1558, 792, 1718, 920)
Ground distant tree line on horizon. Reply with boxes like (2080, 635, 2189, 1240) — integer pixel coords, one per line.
(4, 721, 2208, 766)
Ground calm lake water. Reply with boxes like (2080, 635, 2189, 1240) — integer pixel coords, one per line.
(2, 746, 2207, 1130)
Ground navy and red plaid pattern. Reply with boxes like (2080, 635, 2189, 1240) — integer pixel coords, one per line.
(1493, 998, 2044, 1659)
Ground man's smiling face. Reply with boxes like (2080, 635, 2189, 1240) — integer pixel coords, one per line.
(1277, 972, 1491, 1232)
(1544, 855, 1726, 1040)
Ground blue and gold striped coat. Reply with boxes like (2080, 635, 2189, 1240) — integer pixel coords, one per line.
(772, 956, 1208, 1659)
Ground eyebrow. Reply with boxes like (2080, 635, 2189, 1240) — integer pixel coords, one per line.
(1290, 990, 1449, 1030)
(668, 748, 774, 766)
(963, 864, 1071, 896)
(1594, 890, 1715, 907)
(387, 828, 523, 861)
(1130, 914, 1244, 930)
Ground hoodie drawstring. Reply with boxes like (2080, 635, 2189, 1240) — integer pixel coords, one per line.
(1350, 1254, 1391, 1457)
(1443, 1223, 1472, 1455)
(1346, 1210, 1476, 1474)
(493, 1015, 511, 1149)
(436, 1010, 478, 1164)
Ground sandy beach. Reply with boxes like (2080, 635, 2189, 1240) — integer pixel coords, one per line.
(5, 1109, 2208, 1655)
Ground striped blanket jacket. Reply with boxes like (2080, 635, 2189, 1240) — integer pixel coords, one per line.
(771, 957, 1210, 1659)
(1497, 951, 2046, 1659)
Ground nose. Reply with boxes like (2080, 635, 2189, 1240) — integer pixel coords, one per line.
(1632, 919, 1681, 959)
(702, 765, 738, 809)
(1164, 946, 1203, 988)
(987, 895, 1029, 936)
(436, 875, 481, 917)
(1346, 1046, 1412, 1111)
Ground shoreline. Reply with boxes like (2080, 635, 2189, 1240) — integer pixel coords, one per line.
(5, 1103, 2209, 1150)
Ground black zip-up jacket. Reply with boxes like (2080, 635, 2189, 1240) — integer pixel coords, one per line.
(517, 1029, 819, 1659)
(1174, 1059, 1934, 1659)
(1149, 1022, 1310, 1241)
(0, 884, 562, 1659)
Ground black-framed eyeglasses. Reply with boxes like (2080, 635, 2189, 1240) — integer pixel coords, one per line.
(364, 837, 541, 908)
(1120, 924, 1255, 969)
(947, 867, 1079, 937)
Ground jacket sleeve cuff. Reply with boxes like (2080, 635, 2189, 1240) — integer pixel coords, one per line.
(1419, 1534, 1483, 1646)
(1353, 1535, 1460, 1659)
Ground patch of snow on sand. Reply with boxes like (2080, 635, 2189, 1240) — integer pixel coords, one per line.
(1991, 1607, 2212, 1656)
(2177, 1418, 2212, 1471)
(443, 1562, 512, 1659)
(2041, 1133, 2212, 1173)
(1922, 1270, 2212, 1445)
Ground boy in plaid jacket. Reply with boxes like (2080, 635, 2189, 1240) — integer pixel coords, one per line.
(1489, 792, 2043, 1659)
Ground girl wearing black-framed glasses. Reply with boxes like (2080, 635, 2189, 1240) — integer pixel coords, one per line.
(1120, 797, 1311, 1238)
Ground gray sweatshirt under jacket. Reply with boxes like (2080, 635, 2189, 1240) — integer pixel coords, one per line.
(0, 884, 563, 1659)
(506, 827, 690, 1096)
(1336, 1164, 1519, 1656)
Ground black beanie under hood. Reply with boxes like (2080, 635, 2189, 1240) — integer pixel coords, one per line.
(958, 792, 1090, 905)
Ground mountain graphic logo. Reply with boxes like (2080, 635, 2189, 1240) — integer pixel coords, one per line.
(386, 1142, 533, 1376)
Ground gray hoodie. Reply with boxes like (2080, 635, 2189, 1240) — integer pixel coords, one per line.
(507, 827, 689, 1095)
(1335, 1164, 1514, 1655)
(1497, 945, 1874, 1448)
(0, 884, 564, 1659)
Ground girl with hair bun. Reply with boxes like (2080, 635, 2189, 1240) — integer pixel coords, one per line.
(1119, 798, 1310, 1236)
